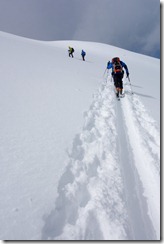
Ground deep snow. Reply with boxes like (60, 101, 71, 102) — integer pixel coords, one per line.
(0, 31, 160, 240)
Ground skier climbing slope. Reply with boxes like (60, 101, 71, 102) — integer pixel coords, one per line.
(0, 32, 160, 240)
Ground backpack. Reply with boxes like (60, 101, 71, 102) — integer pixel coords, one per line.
(112, 57, 123, 73)
(82, 50, 86, 56)
(72, 48, 74, 53)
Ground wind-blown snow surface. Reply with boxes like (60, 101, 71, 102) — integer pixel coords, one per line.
(0, 32, 160, 240)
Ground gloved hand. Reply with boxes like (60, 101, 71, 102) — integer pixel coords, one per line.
(126, 73, 129, 78)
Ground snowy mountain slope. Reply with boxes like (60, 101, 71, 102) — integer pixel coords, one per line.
(42, 82, 160, 240)
(0, 32, 160, 240)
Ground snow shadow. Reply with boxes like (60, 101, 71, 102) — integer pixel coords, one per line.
(41, 134, 103, 240)
(134, 92, 156, 99)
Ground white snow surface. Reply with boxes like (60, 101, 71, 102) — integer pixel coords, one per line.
(0, 31, 160, 240)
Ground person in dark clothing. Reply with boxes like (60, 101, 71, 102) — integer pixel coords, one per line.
(81, 50, 86, 61)
(107, 57, 129, 97)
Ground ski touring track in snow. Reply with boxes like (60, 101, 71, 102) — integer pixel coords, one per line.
(42, 76, 160, 241)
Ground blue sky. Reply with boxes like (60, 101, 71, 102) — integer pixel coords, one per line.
(0, 0, 160, 58)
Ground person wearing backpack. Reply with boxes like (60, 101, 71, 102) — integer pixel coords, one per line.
(107, 57, 129, 97)
(81, 50, 86, 61)
(68, 46, 74, 58)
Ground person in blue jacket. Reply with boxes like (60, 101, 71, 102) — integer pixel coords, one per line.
(107, 57, 129, 97)
(81, 50, 86, 61)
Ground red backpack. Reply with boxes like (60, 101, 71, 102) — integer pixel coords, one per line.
(112, 57, 123, 73)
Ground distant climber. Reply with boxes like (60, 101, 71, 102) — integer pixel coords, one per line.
(107, 57, 129, 97)
(81, 50, 86, 61)
(68, 46, 74, 58)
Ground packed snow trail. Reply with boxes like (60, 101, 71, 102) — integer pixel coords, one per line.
(115, 86, 158, 240)
(42, 78, 160, 240)
(121, 81, 160, 238)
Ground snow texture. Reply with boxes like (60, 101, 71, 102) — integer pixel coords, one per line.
(0, 31, 160, 240)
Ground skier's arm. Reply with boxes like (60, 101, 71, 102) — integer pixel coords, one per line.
(107, 62, 113, 70)
(121, 61, 129, 77)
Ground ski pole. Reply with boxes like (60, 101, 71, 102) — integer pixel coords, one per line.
(128, 76, 134, 94)
(103, 68, 107, 77)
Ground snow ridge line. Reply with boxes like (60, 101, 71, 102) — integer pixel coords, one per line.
(121, 83, 160, 239)
(42, 83, 129, 240)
